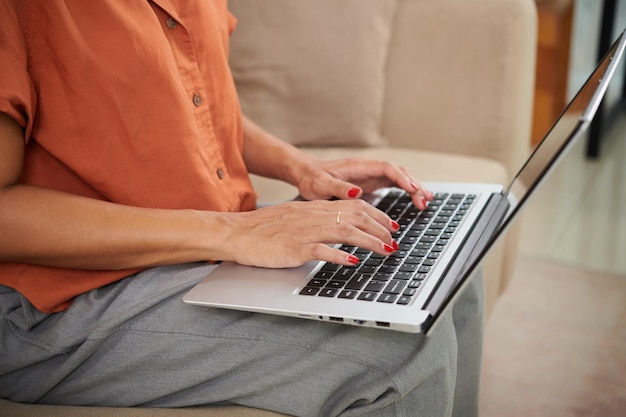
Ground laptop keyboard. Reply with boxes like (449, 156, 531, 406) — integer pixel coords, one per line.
(299, 190, 476, 306)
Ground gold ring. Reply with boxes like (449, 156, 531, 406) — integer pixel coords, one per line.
(336, 210, 342, 225)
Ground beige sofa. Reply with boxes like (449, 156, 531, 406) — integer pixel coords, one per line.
(0, 0, 537, 416)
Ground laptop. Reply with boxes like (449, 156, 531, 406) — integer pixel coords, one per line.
(184, 30, 626, 335)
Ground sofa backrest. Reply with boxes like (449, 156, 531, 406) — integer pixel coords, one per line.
(383, 0, 536, 176)
(229, 0, 537, 178)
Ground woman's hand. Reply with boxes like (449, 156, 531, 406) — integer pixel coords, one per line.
(219, 199, 400, 268)
(296, 158, 434, 209)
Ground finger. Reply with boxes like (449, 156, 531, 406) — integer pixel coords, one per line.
(316, 174, 363, 200)
(307, 243, 362, 266)
(331, 199, 399, 234)
(309, 221, 397, 262)
(333, 210, 396, 252)
(386, 166, 434, 210)
(335, 160, 433, 209)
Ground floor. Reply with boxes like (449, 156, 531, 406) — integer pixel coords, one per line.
(480, 257, 626, 417)
(480, 3, 626, 414)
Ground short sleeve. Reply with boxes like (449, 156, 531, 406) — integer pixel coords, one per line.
(0, 0, 37, 141)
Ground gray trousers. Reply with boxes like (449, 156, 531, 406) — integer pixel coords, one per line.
(0, 262, 484, 417)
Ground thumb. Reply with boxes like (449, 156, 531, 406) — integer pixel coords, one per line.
(329, 177, 361, 200)
(300, 174, 362, 201)
(318, 174, 361, 200)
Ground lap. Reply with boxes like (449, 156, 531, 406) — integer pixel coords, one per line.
(0, 262, 484, 417)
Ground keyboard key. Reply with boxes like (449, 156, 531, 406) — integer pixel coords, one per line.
(357, 265, 377, 274)
(383, 279, 407, 295)
(397, 296, 412, 305)
(383, 257, 403, 267)
(389, 250, 409, 259)
(399, 264, 418, 272)
(408, 280, 422, 288)
(335, 268, 356, 281)
(422, 259, 436, 267)
(377, 294, 397, 303)
(404, 256, 423, 264)
(398, 243, 414, 251)
(325, 280, 345, 289)
(345, 274, 370, 290)
(415, 242, 433, 250)
(315, 270, 334, 280)
(364, 280, 386, 292)
(379, 265, 398, 274)
(319, 288, 338, 297)
(393, 271, 414, 280)
(321, 263, 340, 272)
(300, 287, 320, 296)
(338, 290, 358, 299)
(403, 287, 418, 296)
(357, 292, 376, 301)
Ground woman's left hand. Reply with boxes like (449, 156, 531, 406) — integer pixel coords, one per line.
(296, 158, 434, 210)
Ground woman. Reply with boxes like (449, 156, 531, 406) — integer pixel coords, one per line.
(0, 1, 483, 416)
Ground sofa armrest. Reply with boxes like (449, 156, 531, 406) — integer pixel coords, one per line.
(382, 0, 537, 178)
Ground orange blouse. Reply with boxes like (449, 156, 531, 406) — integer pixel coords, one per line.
(0, 0, 256, 313)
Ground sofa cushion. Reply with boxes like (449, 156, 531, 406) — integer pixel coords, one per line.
(228, 0, 396, 148)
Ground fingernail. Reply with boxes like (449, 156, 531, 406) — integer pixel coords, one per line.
(347, 255, 360, 264)
(410, 182, 418, 191)
(391, 220, 400, 230)
(384, 243, 394, 253)
(348, 187, 360, 198)
(420, 197, 428, 208)
(392, 240, 399, 250)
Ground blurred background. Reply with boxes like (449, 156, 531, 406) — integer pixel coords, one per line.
(480, 1, 626, 416)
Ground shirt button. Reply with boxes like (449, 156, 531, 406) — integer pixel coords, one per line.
(166, 17, 178, 29)
(192, 94, 202, 107)
(216, 168, 225, 179)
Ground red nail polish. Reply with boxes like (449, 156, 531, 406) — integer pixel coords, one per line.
(392, 240, 399, 251)
(347, 255, 360, 264)
(410, 182, 418, 191)
(348, 187, 360, 198)
(384, 244, 394, 253)
(420, 197, 427, 207)
(391, 220, 400, 230)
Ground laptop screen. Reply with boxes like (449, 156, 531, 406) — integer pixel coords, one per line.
(504, 30, 626, 225)
(424, 30, 626, 335)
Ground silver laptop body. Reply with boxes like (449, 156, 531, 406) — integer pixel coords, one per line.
(184, 30, 626, 335)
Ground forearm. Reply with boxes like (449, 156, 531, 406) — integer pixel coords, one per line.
(241, 115, 317, 186)
(0, 184, 233, 270)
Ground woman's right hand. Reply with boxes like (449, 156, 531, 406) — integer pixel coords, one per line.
(216, 199, 400, 268)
